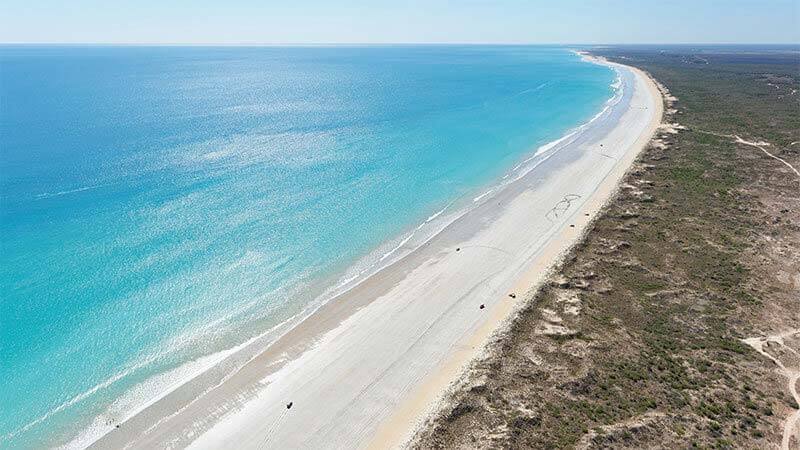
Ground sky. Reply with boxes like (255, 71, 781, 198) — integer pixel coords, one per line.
(1, 0, 799, 44)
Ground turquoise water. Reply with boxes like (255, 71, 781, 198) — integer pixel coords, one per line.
(0, 45, 614, 448)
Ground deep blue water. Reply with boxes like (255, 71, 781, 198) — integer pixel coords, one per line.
(0, 45, 614, 448)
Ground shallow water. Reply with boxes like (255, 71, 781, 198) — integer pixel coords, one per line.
(0, 45, 614, 448)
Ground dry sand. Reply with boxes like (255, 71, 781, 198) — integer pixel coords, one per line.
(89, 55, 663, 450)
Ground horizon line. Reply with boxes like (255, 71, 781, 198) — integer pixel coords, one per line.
(2, 41, 799, 47)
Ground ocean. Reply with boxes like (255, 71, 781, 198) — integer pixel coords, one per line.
(0, 45, 615, 448)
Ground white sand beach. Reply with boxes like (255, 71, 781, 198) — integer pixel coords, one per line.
(89, 56, 663, 450)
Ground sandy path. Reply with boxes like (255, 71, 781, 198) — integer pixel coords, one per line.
(733, 136, 800, 181)
(695, 130, 800, 182)
(90, 57, 662, 450)
(743, 330, 800, 450)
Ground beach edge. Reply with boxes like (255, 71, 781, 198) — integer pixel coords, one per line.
(88, 52, 663, 450)
(368, 55, 665, 450)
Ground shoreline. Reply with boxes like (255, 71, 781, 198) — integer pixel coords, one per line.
(88, 53, 663, 450)
(370, 56, 664, 448)
(50, 59, 608, 450)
